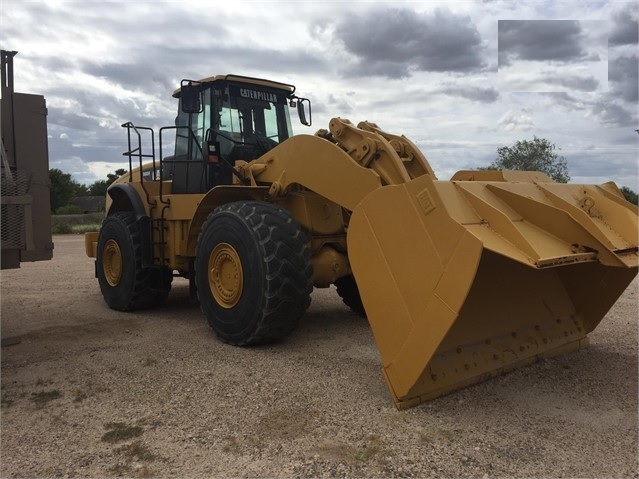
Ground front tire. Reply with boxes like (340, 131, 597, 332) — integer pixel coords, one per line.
(195, 201, 312, 345)
(96, 212, 171, 311)
(335, 275, 366, 317)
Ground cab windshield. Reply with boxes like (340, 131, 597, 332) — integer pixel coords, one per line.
(217, 85, 293, 144)
(174, 82, 294, 161)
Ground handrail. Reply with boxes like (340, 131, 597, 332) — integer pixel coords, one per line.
(121, 122, 156, 207)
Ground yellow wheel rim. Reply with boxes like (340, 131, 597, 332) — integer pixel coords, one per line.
(103, 239, 123, 287)
(209, 243, 243, 309)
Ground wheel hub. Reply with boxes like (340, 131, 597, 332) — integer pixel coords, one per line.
(103, 239, 123, 287)
(209, 243, 243, 308)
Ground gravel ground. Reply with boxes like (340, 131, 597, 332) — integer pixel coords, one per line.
(1, 235, 637, 478)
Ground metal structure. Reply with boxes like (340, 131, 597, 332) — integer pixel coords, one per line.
(1, 50, 52, 269)
(86, 75, 638, 408)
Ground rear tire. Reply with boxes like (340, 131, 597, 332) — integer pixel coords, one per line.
(335, 275, 366, 317)
(96, 212, 172, 311)
(195, 201, 312, 345)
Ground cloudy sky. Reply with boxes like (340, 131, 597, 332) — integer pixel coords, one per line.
(1, 0, 637, 190)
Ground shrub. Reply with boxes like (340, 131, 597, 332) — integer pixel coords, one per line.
(51, 222, 72, 234)
(71, 224, 102, 234)
(55, 204, 83, 215)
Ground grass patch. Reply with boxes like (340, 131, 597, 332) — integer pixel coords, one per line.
(352, 435, 381, 462)
(318, 435, 383, 464)
(109, 464, 131, 476)
(73, 389, 88, 403)
(137, 466, 156, 478)
(71, 224, 102, 234)
(102, 422, 144, 443)
(109, 464, 155, 478)
(52, 213, 103, 235)
(51, 222, 101, 235)
(141, 358, 158, 367)
(109, 436, 157, 477)
(116, 441, 156, 461)
(223, 436, 241, 453)
(52, 222, 73, 234)
(55, 204, 84, 215)
(420, 427, 459, 444)
(438, 428, 457, 441)
(1, 393, 14, 408)
(352, 444, 379, 462)
(30, 389, 63, 407)
(221, 435, 263, 453)
(53, 212, 104, 225)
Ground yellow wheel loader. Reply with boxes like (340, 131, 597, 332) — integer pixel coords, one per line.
(86, 74, 638, 409)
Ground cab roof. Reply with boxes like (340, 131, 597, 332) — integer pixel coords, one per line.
(172, 74, 296, 98)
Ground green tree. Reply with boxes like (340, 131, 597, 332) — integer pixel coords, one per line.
(87, 180, 109, 196)
(49, 168, 84, 212)
(620, 186, 638, 205)
(486, 137, 570, 183)
(87, 168, 127, 196)
(75, 183, 89, 196)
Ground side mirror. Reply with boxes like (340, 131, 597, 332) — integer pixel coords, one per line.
(180, 82, 201, 114)
(296, 97, 312, 126)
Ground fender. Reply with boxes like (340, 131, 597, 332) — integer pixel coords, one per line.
(106, 183, 147, 218)
(106, 183, 153, 268)
(186, 185, 269, 256)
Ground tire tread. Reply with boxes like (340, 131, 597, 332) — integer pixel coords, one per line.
(196, 202, 312, 345)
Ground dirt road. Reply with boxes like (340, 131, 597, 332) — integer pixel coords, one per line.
(1, 235, 637, 478)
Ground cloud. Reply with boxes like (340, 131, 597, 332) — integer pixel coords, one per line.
(439, 86, 499, 103)
(497, 19, 608, 94)
(608, 55, 638, 103)
(540, 92, 587, 111)
(498, 20, 591, 66)
(331, 8, 485, 78)
(545, 93, 634, 128)
(540, 51, 638, 129)
(498, 71, 602, 93)
(609, 3, 639, 46)
(497, 110, 535, 131)
(539, 73, 600, 91)
(589, 101, 634, 126)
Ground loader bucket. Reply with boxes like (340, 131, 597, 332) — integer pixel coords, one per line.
(347, 174, 638, 409)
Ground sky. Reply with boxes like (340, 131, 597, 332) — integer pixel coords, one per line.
(1, 0, 637, 190)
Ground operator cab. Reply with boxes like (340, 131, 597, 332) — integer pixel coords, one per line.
(166, 75, 311, 194)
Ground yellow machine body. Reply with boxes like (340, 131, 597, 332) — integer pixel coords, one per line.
(86, 77, 638, 409)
